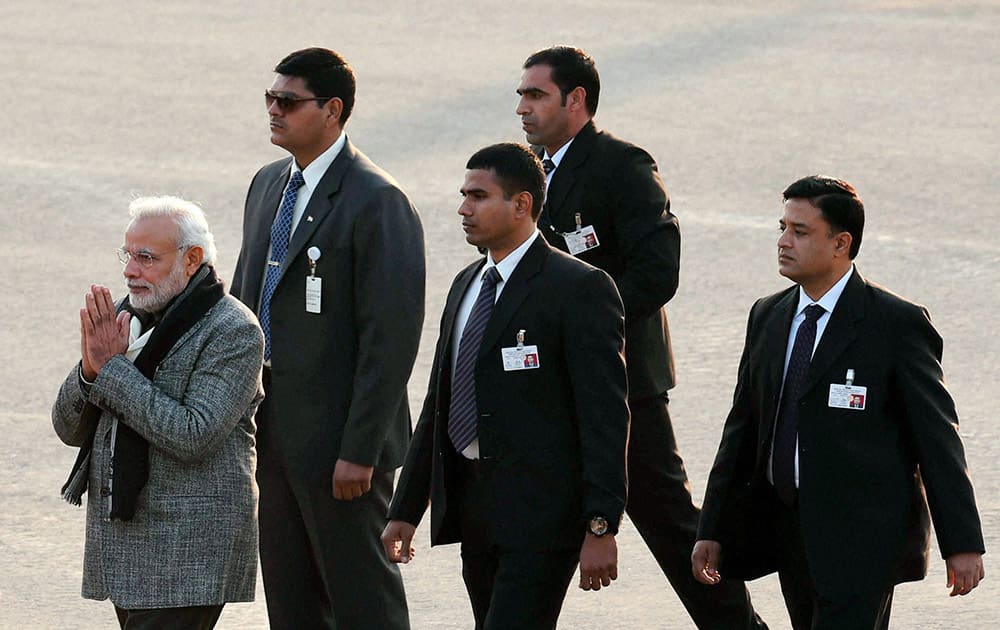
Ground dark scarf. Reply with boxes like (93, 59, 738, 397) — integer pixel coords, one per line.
(61, 265, 225, 520)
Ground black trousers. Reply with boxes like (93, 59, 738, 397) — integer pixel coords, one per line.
(256, 372, 410, 630)
(775, 501, 894, 630)
(114, 604, 223, 630)
(456, 457, 579, 630)
(627, 394, 766, 630)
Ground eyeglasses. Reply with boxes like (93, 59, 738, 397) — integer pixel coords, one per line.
(116, 246, 185, 268)
(265, 89, 331, 113)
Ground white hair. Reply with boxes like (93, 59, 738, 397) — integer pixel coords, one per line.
(127, 195, 218, 266)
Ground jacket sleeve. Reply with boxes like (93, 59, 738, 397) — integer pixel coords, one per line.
(608, 145, 680, 322)
(52, 364, 96, 447)
(86, 306, 264, 464)
(337, 185, 427, 465)
(563, 268, 629, 529)
(698, 299, 763, 542)
(892, 302, 985, 557)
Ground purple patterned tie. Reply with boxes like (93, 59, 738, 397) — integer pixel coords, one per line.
(448, 267, 502, 453)
(260, 170, 305, 361)
(773, 304, 825, 506)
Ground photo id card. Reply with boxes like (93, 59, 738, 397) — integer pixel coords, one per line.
(829, 383, 867, 410)
(564, 225, 600, 256)
(501, 345, 540, 371)
(305, 276, 322, 313)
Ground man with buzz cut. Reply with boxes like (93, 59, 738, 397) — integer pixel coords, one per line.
(515, 45, 766, 629)
(231, 47, 424, 629)
(382, 143, 629, 630)
(53, 196, 263, 629)
(694, 175, 985, 629)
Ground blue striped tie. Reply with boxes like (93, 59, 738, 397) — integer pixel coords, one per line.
(448, 266, 502, 453)
(260, 170, 305, 361)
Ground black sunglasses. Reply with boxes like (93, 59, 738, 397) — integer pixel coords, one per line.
(265, 90, 331, 112)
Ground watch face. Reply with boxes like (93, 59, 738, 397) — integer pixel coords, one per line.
(589, 516, 609, 536)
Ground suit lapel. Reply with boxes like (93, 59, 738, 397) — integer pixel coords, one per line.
(443, 261, 485, 357)
(801, 269, 865, 396)
(478, 238, 548, 358)
(544, 121, 597, 222)
(276, 138, 357, 289)
(244, 160, 293, 311)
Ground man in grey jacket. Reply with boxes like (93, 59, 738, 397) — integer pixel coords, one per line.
(52, 196, 264, 629)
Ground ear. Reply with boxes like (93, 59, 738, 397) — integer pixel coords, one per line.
(567, 86, 587, 113)
(833, 231, 853, 258)
(325, 97, 344, 125)
(183, 245, 205, 276)
(513, 191, 533, 220)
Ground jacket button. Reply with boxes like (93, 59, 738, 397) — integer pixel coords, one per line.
(100, 487, 111, 497)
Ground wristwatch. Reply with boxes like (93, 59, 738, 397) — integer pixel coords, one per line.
(588, 515, 610, 537)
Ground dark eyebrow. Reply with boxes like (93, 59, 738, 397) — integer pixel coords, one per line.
(460, 187, 487, 196)
(516, 86, 548, 97)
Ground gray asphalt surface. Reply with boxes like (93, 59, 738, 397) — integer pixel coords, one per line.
(1, 1, 997, 627)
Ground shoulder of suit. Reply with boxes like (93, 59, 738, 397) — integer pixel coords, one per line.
(754, 285, 797, 312)
(254, 156, 293, 180)
(206, 295, 264, 336)
(858, 276, 931, 322)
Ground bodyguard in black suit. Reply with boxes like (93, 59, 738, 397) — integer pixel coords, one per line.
(382, 143, 629, 630)
(515, 46, 765, 629)
(231, 48, 424, 629)
(693, 176, 985, 629)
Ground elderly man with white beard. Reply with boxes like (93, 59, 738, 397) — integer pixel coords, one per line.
(52, 196, 264, 629)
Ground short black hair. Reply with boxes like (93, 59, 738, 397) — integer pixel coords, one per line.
(274, 47, 356, 125)
(523, 46, 600, 116)
(783, 175, 865, 259)
(466, 143, 546, 220)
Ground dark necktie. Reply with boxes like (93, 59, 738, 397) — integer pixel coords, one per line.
(448, 266, 502, 453)
(539, 159, 557, 232)
(260, 170, 305, 361)
(773, 304, 825, 506)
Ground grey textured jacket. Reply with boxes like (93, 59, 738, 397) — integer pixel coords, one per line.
(52, 295, 264, 608)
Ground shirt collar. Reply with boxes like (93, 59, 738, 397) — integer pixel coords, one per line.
(484, 229, 541, 283)
(795, 265, 854, 317)
(543, 137, 574, 169)
(293, 130, 347, 191)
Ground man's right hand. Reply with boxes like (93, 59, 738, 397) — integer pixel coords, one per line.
(381, 520, 417, 564)
(691, 539, 723, 585)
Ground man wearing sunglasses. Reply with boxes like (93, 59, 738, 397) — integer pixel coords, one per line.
(231, 48, 424, 629)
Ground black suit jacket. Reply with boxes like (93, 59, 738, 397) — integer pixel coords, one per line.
(698, 268, 985, 597)
(540, 120, 680, 399)
(231, 138, 425, 485)
(388, 237, 629, 551)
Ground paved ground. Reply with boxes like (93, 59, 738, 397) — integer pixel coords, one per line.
(1, 1, 997, 627)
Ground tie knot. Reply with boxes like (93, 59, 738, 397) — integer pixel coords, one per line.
(542, 159, 556, 175)
(288, 170, 305, 190)
(482, 266, 501, 288)
(804, 304, 825, 323)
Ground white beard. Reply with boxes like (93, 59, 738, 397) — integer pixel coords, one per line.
(127, 258, 189, 313)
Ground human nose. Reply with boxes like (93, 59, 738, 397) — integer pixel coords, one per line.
(123, 255, 142, 278)
(516, 96, 529, 116)
(267, 98, 283, 116)
(777, 228, 792, 250)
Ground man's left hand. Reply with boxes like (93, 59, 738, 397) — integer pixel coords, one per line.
(579, 533, 618, 591)
(946, 552, 985, 596)
(333, 459, 374, 500)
